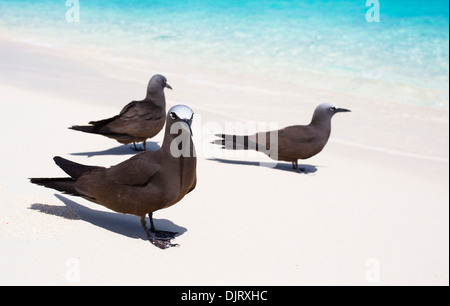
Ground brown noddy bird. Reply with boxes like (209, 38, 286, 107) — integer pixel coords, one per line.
(31, 105, 196, 249)
(70, 74, 172, 151)
(213, 103, 350, 172)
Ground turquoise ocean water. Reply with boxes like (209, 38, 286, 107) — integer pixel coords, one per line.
(0, 0, 448, 108)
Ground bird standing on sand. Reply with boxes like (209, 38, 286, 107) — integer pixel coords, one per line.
(70, 74, 172, 151)
(213, 103, 350, 172)
(31, 105, 196, 249)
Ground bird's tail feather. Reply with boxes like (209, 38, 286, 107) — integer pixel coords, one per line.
(69, 125, 98, 134)
(69, 116, 129, 139)
(88, 115, 119, 126)
(69, 115, 118, 134)
(69, 125, 104, 134)
(29, 178, 80, 197)
(213, 134, 264, 151)
(53, 156, 102, 179)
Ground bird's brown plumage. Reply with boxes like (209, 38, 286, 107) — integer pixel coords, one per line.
(70, 74, 172, 150)
(31, 105, 196, 248)
(214, 103, 350, 171)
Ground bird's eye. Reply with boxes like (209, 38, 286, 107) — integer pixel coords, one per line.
(170, 112, 178, 120)
(329, 106, 336, 111)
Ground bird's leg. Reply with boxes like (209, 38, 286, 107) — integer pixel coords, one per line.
(148, 212, 178, 239)
(294, 160, 308, 173)
(140, 215, 152, 239)
(143, 140, 147, 151)
(131, 142, 145, 151)
(140, 216, 178, 249)
(292, 160, 300, 172)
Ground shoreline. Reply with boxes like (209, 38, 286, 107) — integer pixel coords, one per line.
(1, 37, 449, 161)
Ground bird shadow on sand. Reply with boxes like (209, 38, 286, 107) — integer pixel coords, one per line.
(70, 142, 160, 158)
(29, 194, 187, 241)
(207, 158, 318, 174)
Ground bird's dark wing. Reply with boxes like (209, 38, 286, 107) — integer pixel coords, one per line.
(279, 126, 317, 144)
(119, 100, 163, 121)
(276, 126, 318, 159)
(86, 101, 157, 127)
(105, 151, 161, 186)
(85, 101, 164, 137)
(119, 101, 138, 116)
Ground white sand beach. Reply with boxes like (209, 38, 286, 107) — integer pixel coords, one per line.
(0, 38, 448, 286)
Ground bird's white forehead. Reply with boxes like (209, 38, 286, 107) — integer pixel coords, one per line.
(318, 103, 336, 109)
(169, 105, 194, 120)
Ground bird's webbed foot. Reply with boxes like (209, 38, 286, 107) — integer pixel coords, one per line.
(151, 229, 178, 240)
(141, 216, 179, 249)
(149, 236, 180, 249)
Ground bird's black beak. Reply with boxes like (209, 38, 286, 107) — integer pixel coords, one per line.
(183, 119, 193, 136)
(165, 83, 173, 90)
(337, 108, 351, 113)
